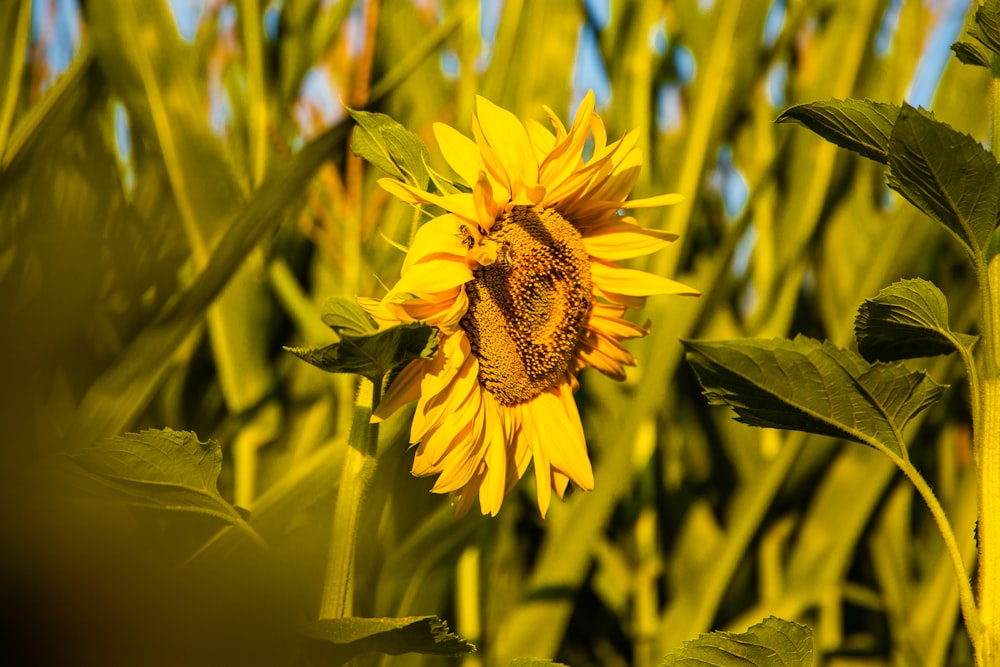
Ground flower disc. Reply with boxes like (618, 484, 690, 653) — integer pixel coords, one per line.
(461, 205, 592, 405)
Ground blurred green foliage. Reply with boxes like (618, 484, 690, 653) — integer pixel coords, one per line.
(0, 0, 987, 665)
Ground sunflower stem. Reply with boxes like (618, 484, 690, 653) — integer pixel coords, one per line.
(973, 49, 1000, 667)
(319, 374, 383, 619)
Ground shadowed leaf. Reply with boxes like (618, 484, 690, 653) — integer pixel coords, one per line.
(66, 429, 240, 523)
(855, 278, 977, 361)
(974, 2, 1000, 54)
(287, 322, 438, 381)
(683, 335, 946, 458)
(776, 99, 900, 164)
(660, 616, 814, 667)
(951, 39, 992, 67)
(887, 103, 999, 257)
(300, 615, 474, 664)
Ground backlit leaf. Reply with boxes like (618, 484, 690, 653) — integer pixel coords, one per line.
(855, 278, 977, 361)
(776, 99, 899, 164)
(683, 335, 946, 458)
(886, 103, 999, 257)
(348, 108, 431, 189)
(660, 616, 814, 667)
(321, 296, 378, 336)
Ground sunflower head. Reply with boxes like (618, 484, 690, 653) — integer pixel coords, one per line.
(364, 91, 698, 518)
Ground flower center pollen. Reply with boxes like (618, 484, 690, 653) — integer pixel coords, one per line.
(461, 205, 592, 406)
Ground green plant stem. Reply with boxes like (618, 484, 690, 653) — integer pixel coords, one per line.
(319, 375, 383, 619)
(975, 252, 1000, 665)
(977, 51, 1000, 667)
(890, 452, 983, 657)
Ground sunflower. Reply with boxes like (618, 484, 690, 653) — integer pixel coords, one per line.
(361, 91, 698, 518)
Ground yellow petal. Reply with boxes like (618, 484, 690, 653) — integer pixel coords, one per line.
(402, 214, 468, 273)
(621, 193, 685, 208)
(389, 257, 472, 297)
(475, 95, 539, 196)
(378, 177, 481, 224)
(539, 90, 595, 187)
(590, 260, 700, 297)
(525, 118, 557, 163)
(583, 220, 679, 260)
(433, 122, 483, 186)
(372, 359, 425, 422)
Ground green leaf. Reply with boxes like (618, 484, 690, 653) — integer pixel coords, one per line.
(287, 321, 438, 381)
(886, 103, 1000, 257)
(855, 278, 978, 361)
(951, 39, 992, 68)
(975, 1, 1000, 55)
(506, 660, 570, 667)
(65, 428, 241, 523)
(320, 296, 378, 336)
(775, 99, 900, 164)
(0, 0, 31, 158)
(660, 616, 815, 667)
(348, 107, 430, 189)
(300, 615, 475, 664)
(682, 335, 946, 458)
(66, 121, 348, 448)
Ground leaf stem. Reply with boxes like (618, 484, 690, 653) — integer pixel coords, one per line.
(319, 374, 383, 619)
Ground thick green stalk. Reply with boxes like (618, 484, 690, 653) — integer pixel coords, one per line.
(976, 254, 1000, 665)
(319, 375, 383, 619)
(977, 51, 1000, 666)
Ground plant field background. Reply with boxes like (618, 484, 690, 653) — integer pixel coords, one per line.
(0, 0, 988, 665)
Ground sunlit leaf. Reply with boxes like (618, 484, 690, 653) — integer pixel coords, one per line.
(775, 99, 900, 164)
(286, 322, 438, 382)
(66, 428, 241, 523)
(348, 108, 430, 189)
(660, 616, 815, 667)
(951, 39, 992, 67)
(507, 660, 570, 666)
(683, 335, 946, 458)
(855, 278, 977, 361)
(300, 615, 474, 664)
(886, 103, 1000, 257)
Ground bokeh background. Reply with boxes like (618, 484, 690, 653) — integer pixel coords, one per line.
(0, 0, 988, 665)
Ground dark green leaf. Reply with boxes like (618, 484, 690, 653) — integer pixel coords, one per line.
(855, 278, 977, 361)
(975, 2, 1000, 54)
(683, 335, 946, 458)
(660, 616, 814, 667)
(776, 99, 900, 164)
(348, 107, 430, 189)
(951, 39, 992, 67)
(287, 322, 438, 381)
(300, 615, 474, 664)
(887, 103, 1000, 256)
(65, 429, 240, 523)
(321, 296, 378, 336)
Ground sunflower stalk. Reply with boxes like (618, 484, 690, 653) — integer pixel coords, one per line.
(976, 50, 1000, 663)
(319, 374, 383, 619)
